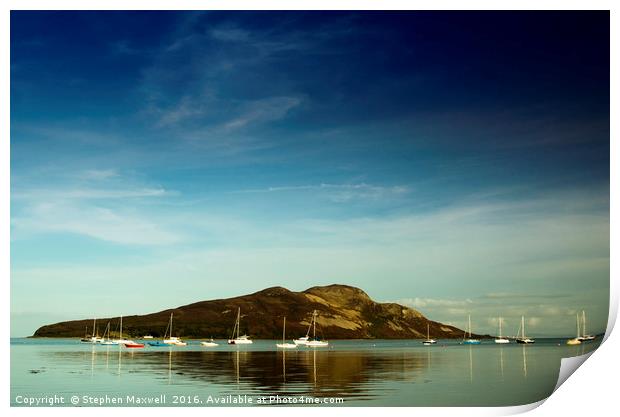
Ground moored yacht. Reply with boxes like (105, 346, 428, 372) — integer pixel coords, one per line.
(577, 311, 595, 341)
(305, 310, 329, 347)
(162, 313, 187, 346)
(516, 316, 535, 344)
(111, 316, 135, 345)
(462, 315, 481, 345)
(200, 338, 218, 347)
(81, 318, 103, 343)
(567, 313, 582, 345)
(422, 323, 437, 345)
(293, 336, 309, 346)
(494, 317, 510, 344)
(228, 308, 253, 345)
(276, 317, 297, 349)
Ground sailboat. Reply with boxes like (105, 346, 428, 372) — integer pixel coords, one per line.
(494, 317, 510, 344)
(81, 318, 103, 343)
(228, 308, 253, 344)
(516, 316, 535, 344)
(162, 313, 187, 346)
(100, 322, 117, 345)
(111, 316, 135, 345)
(422, 323, 437, 345)
(567, 313, 582, 345)
(276, 317, 297, 349)
(306, 310, 329, 347)
(577, 310, 595, 341)
(80, 325, 91, 343)
(462, 315, 481, 344)
(200, 338, 218, 347)
(293, 315, 313, 345)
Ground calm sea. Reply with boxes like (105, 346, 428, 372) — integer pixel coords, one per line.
(10, 338, 600, 407)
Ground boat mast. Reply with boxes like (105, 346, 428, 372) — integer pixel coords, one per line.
(282, 317, 286, 343)
(427, 323, 430, 340)
(170, 313, 173, 338)
(93, 318, 96, 338)
(576, 313, 581, 338)
(582, 310, 586, 336)
(313, 310, 316, 339)
(120, 316, 123, 340)
(498, 317, 502, 338)
(305, 311, 313, 337)
(521, 316, 526, 339)
(468, 315, 472, 338)
(237, 308, 241, 339)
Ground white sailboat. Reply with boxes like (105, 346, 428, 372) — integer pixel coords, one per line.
(81, 318, 103, 343)
(276, 316, 297, 349)
(577, 310, 595, 341)
(306, 310, 329, 347)
(516, 316, 535, 344)
(494, 317, 510, 344)
(163, 313, 187, 346)
(100, 322, 116, 345)
(200, 338, 218, 347)
(567, 313, 582, 345)
(111, 316, 136, 345)
(462, 315, 481, 345)
(228, 308, 253, 345)
(293, 317, 312, 346)
(422, 323, 437, 345)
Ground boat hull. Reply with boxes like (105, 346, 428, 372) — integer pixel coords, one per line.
(200, 342, 218, 347)
(463, 339, 481, 345)
(123, 343, 145, 348)
(567, 338, 582, 345)
(276, 343, 297, 349)
(494, 338, 510, 344)
(228, 339, 253, 345)
(516, 339, 535, 344)
(306, 341, 329, 347)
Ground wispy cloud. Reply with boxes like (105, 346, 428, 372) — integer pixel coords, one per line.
(11, 170, 179, 245)
(222, 96, 302, 130)
(231, 182, 410, 202)
(78, 169, 120, 181)
(12, 187, 167, 201)
(12, 202, 181, 246)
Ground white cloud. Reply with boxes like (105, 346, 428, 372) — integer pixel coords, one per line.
(231, 182, 410, 202)
(223, 96, 302, 131)
(12, 202, 181, 246)
(79, 169, 119, 181)
(11, 171, 178, 245)
(12, 187, 167, 201)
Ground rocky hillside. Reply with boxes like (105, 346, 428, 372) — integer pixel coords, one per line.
(33, 284, 484, 339)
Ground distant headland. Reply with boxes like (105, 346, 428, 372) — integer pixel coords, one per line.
(33, 284, 485, 339)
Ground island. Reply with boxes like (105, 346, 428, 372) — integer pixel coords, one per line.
(33, 284, 486, 339)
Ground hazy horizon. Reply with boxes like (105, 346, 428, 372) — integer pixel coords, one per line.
(11, 11, 609, 338)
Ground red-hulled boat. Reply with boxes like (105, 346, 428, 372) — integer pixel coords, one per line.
(123, 342, 145, 348)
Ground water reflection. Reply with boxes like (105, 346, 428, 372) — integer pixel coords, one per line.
(168, 348, 172, 385)
(499, 347, 504, 379)
(469, 346, 473, 383)
(46, 346, 430, 401)
(28, 340, 601, 406)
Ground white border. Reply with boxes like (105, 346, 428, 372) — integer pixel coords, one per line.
(3, 2, 616, 417)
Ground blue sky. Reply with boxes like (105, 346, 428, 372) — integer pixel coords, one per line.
(11, 11, 609, 337)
